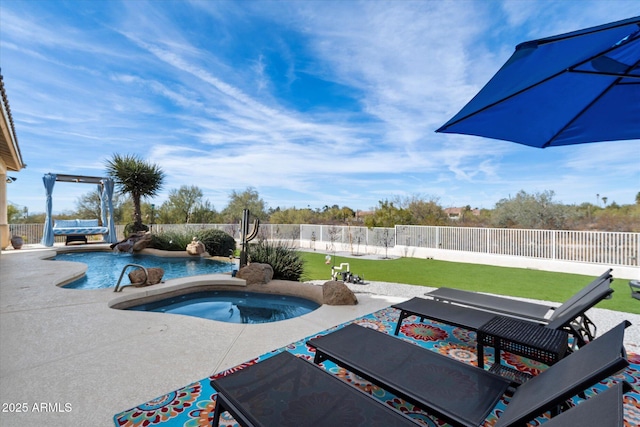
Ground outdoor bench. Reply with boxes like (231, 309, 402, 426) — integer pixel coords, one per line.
(53, 219, 108, 245)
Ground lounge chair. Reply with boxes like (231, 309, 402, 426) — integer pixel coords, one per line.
(210, 351, 421, 427)
(401, 272, 614, 347)
(526, 381, 630, 427)
(424, 269, 612, 321)
(307, 321, 629, 427)
(393, 279, 612, 350)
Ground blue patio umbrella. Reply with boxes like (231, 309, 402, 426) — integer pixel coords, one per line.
(436, 16, 640, 148)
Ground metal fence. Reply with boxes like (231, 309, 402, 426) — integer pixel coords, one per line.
(394, 225, 638, 266)
(7, 222, 639, 267)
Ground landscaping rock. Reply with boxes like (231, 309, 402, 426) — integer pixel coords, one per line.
(128, 267, 164, 286)
(132, 232, 152, 252)
(186, 237, 206, 255)
(237, 263, 273, 285)
(323, 280, 358, 305)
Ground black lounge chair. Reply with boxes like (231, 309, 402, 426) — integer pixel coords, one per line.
(210, 351, 421, 427)
(529, 381, 630, 427)
(402, 272, 614, 347)
(307, 321, 629, 427)
(393, 281, 612, 350)
(425, 269, 612, 321)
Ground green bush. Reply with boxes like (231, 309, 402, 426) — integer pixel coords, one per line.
(195, 228, 236, 257)
(149, 230, 193, 251)
(248, 240, 305, 281)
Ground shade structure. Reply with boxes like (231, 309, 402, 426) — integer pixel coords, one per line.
(436, 16, 640, 148)
(41, 173, 117, 246)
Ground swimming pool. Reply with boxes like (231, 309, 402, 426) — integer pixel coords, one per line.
(54, 251, 233, 289)
(126, 290, 320, 323)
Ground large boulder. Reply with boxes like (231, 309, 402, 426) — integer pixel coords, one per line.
(236, 263, 273, 285)
(186, 237, 206, 256)
(323, 280, 358, 305)
(128, 267, 164, 286)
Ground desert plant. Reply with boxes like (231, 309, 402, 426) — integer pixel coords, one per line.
(248, 240, 304, 281)
(196, 228, 236, 257)
(105, 153, 165, 233)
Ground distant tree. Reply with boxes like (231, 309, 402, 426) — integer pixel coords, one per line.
(636, 191, 640, 205)
(8, 204, 44, 224)
(399, 195, 448, 225)
(105, 153, 165, 233)
(268, 208, 293, 224)
(221, 187, 267, 223)
(492, 190, 570, 229)
(75, 189, 103, 220)
(154, 202, 174, 225)
(318, 205, 349, 224)
(364, 200, 412, 228)
(190, 201, 220, 224)
(7, 204, 21, 223)
(163, 185, 204, 223)
(75, 189, 129, 224)
(340, 206, 355, 222)
(270, 207, 316, 224)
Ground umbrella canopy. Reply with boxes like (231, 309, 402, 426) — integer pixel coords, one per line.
(436, 16, 640, 148)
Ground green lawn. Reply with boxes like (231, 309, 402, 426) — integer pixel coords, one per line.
(299, 252, 639, 314)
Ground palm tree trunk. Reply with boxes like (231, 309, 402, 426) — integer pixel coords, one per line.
(133, 193, 142, 228)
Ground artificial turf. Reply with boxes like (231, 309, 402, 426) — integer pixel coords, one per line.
(299, 251, 639, 314)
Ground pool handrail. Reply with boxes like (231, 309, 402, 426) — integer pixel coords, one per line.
(114, 264, 149, 292)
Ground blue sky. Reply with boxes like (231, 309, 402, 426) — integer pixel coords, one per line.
(2, 0, 639, 215)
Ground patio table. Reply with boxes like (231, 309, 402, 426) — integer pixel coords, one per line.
(478, 316, 569, 384)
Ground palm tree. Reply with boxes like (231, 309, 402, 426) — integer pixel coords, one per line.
(105, 154, 165, 233)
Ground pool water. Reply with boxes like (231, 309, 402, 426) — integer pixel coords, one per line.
(54, 251, 233, 289)
(126, 291, 320, 323)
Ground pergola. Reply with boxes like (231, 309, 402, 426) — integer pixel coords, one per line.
(41, 173, 118, 246)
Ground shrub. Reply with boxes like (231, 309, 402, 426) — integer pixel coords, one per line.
(248, 240, 304, 281)
(195, 228, 236, 257)
(149, 230, 193, 251)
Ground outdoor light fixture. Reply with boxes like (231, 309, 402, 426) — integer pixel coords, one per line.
(6, 176, 17, 183)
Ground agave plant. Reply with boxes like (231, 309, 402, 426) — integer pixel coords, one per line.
(248, 240, 305, 281)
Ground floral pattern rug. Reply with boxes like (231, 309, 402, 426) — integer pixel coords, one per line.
(114, 307, 640, 427)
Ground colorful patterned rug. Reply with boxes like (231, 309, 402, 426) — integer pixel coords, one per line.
(114, 307, 640, 427)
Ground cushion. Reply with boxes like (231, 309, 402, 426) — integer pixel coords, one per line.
(77, 219, 99, 227)
(54, 219, 78, 228)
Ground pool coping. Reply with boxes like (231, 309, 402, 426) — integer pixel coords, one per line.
(109, 278, 326, 309)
